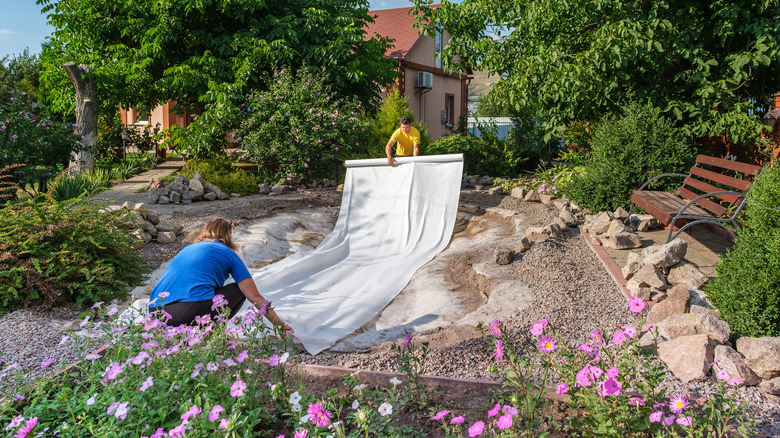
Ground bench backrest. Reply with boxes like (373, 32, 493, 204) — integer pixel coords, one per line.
(676, 155, 763, 217)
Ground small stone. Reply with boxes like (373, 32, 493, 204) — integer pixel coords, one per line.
(142, 221, 158, 236)
(494, 247, 515, 265)
(515, 237, 531, 253)
(258, 184, 271, 195)
(613, 207, 629, 221)
(622, 252, 642, 280)
(271, 185, 288, 195)
(524, 190, 541, 202)
(121, 201, 133, 210)
(170, 191, 181, 203)
(188, 178, 204, 193)
(552, 199, 570, 211)
(667, 260, 708, 289)
(129, 210, 145, 226)
(627, 264, 667, 290)
(202, 192, 217, 201)
(641, 239, 688, 269)
(217, 192, 230, 200)
(602, 232, 642, 250)
(157, 231, 177, 244)
(540, 194, 554, 205)
(559, 207, 578, 227)
(547, 223, 564, 239)
(134, 203, 147, 212)
(146, 176, 164, 192)
(525, 226, 550, 242)
(630, 286, 653, 301)
(552, 217, 569, 231)
(181, 190, 203, 201)
(141, 209, 160, 225)
(605, 220, 632, 236)
(158, 195, 170, 204)
(760, 377, 780, 395)
(148, 190, 161, 204)
(488, 186, 503, 196)
(646, 286, 689, 325)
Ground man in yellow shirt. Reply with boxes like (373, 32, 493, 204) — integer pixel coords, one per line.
(385, 116, 420, 166)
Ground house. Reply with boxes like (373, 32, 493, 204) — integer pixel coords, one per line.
(119, 103, 192, 134)
(365, 6, 469, 140)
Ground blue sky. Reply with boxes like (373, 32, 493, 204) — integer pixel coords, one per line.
(1, 0, 430, 59)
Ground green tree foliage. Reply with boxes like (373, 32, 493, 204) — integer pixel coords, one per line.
(566, 102, 697, 213)
(238, 68, 368, 182)
(413, 0, 780, 142)
(0, 49, 41, 100)
(706, 162, 780, 338)
(37, 0, 398, 155)
(365, 88, 430, 158)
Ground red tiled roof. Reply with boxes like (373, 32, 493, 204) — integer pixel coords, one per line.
(365, 6, 438, 60)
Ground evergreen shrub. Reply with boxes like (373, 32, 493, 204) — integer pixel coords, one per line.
(0, 197, 147, 310)
(566, 102, 697, 212)
(706, 162, 780, 338)
(365, 89, 430, 158)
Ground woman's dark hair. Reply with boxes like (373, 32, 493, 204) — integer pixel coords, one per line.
(194, 219, 237, 251)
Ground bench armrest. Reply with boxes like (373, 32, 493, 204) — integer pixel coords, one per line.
(636, 173, 688, 192)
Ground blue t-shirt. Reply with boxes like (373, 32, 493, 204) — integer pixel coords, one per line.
(149, 241, 252, 306)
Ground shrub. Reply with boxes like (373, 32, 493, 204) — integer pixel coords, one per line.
(0, 197, 147, 310)
(180, 156, 257, 196)
(238, 67, 369, 183)
(428, 131, 532, 177)
(706, 161, 780, 338)
(566, 102, 697, 213)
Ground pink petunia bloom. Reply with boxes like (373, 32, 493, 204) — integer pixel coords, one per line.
(41, 359, 54, 369)
(676, 416, 693, 426)
(624, 325, 637, 338)
(556, 382, 569, 395)
(669, 394, 688, 413)
(502, 405, 518, 416)
(236, 350, 249, 363)
(607, 366, 619, 378)
(230, 380, 247, 397)
(489, 320, 502, 337)
(140, 376, 154, 392)
(612, 331, 626, 344)
(576, 366, 593, 387)
(168, 420, 188, 437)
(209, 405, 224, 421)
(601, 377, 622, 396)
(649, 411, 663, 423)
(487, 403, 500, 417)
(307, 402, 332, 427)
(589, 366, 604, 379)
(494, 340, 504, 362)
(468, 421, 485, 437)
(293, 430, 307, 438)
(211, 294, 228, 310)
(181, 405, 201, 421)
(107, 402, 120, 415)
(663, 415, 676, 426)
(628, 295, 646, 313)
(537, 335, 557, 353)
(529, 322, 544, 336)
(629, 397, 645, 406)
(12, 417, 37, 438)
(269, 354, 281, 366)
(219, 418, 229, 429)
(451, 416, 465, 424)
(717, 369, 731, 381)
(496, 413, 513, 430)
(432, 410, 448, 420)
(115, 402, 130, 420)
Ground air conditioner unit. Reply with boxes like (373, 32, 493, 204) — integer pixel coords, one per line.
(417, 72, 433, 89)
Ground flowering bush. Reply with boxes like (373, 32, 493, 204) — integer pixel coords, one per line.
(238, 68, 369, 183)
(0, 89, 80, 193)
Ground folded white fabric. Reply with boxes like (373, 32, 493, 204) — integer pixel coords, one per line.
(235, 154, 463, 354)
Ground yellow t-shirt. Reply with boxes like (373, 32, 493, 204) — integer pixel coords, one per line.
(389, 127, 421, 156)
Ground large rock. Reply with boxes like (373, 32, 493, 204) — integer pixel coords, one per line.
(587, 212, 615, 235)
(622, 252, 643, 280)
(525, 226, 550, 242)
(547, 223, 565, 239)
(658, 334, 717, 382)
(656, 313, 731, 344)
(148, 190, 161, 204)
(188, 177, 204, 193)
(714, 345, 760, 387)
(258, 184, 271, 195)
(515, 237, 531, 254)
(129, 210, 146, 227)
(170, 191, 182, 203)
(271, 184, 289, 195)
(157, 231, 177, 244)
(539, 194, 554, 205)
(494, 247, 514, 265)
(510, 187, 527, 199)
(737, 337, 780, 380)
(156, 219, 183, 234)
(646, 285, 690, 325)
(141, 209, 160, 225)
(627, 264, 667, 291)
(167, 176, 188, 193)
(613, 207, 629, 221)
(524, 190, 541, 202)
(181, 190, 203, 201)
(602, 232, 642, 249)
(667, 260, 708, 289)
(760, 377, 780, 395)
(641, 239, 688, 269)
(488, 186, 503, 196)
(141, 220, 158, 236)
(202, 192, 217, 201)
(605, 220, 632, 236)
(146, 176, 165, 192)
(158, 195, 170, 204)
(559, 207, 578, 227)
(552, 198, 570, 211)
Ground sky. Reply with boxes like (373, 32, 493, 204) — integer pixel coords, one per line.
(0, 0, 430, 60)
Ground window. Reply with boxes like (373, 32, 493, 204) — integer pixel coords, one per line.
(434, 27, 443, 69)
(132, 106, 150, 125)
(445, 94, 454, 125)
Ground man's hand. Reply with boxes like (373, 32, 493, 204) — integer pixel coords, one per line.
(387, 157, 397, 166)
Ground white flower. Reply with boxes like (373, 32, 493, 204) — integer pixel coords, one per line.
(289, 391, 302, 405)
(351, 400, 359, 410)
(279, 352, 289, 363)
(291, 403, 302, 412)
(390, 377, 402, 386)
(350, 370, 360, 377)
(300, 414, 310, 424)
(79, 316, 91, 328)
(378, 402, 393, 417)
(86, 395, 97, 405)
(106, 307, 119, 316)
(353, 384, 367, 391)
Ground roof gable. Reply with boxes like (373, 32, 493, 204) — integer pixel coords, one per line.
(365, 6, 437, 60)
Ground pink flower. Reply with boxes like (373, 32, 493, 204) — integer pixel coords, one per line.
(589, 366, 604, 379)
(676, 416, 693, 426)
(219, 418, 230, 429)
(628, 295, 646, 313)
(451, 416, 464, 424)
(591, 329, 603, 344)
(493, 340, 504, 362)
(669, 394, 688, 413)
(12, 417, 37, 438)
(629, 397, 645, 406)
(181, 405, 201, 421)
(717, 369, 731, 381)
(432, 410, 448, 420)
(294, 429, 307, 438)
(530, 322, 544, 336)
(663, 416, 676, 426)
(624, 325, 637, 338)
(468, 421, 485, 437)
(168, 421, 188, 437)
(307, 402, 332, 427)
(612, 331, 626, 344)
(576, 366, 593, 387)
(556, 382, 569, 395)
(649, 411, 663, 422)
(607, 366, 619, 378)
(269, 354, 281, 366)
(600, 377, 622, 396)
(115, 402, 130, 420)
(496, 413, 513, 429)
(139, 376, 154, 392)
(209, 405, 224, 421)
(487, 403, 500, 417)
(41, 359, 54, 369)
(236, 350, 249, 363)
(402, 333, 412, 348)
(230, 380, 247, 397)
(489, 320, 502, 337)
(536, 335, 557, 353)
(212, 294, 228, 310)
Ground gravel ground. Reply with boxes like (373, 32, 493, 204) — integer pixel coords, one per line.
(1, 188, 778, 435)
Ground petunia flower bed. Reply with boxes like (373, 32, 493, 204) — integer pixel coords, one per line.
(0, 294, 758, 437)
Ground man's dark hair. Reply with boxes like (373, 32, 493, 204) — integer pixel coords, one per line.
(400, 116, 412, 125)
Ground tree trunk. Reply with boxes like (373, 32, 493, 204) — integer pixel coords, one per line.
(63, 62, 98, 175)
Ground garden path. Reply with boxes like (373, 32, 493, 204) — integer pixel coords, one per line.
(90, 155, 184, 206)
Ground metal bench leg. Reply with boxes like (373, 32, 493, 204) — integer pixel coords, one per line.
(668, 220, 737, 243)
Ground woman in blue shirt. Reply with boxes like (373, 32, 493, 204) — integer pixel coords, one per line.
(149, 218, 292, 334)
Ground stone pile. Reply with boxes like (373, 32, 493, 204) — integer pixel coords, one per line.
(122, 202, 184, 248)
(147, 174, 231, 205)
(258, 174, 339, 196)
(580, 208, 662, 250)
(462, 174, 497, 191)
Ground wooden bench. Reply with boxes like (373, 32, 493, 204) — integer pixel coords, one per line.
(625, 155, 763, 242)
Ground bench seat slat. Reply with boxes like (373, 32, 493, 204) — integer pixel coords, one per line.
(682, 177, 743, 204)
(696, 155, 763, 176)
(689, 166, 751, 191)
(631, 190, 712, 226)
(676, 187, 730, 217)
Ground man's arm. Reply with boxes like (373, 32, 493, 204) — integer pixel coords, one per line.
(413, 143, 420, 156)
(236, 277, 293, 335)
(385, 140, 397, 166)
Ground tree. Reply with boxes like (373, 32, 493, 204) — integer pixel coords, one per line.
(413, 0, 780, 143)
(37, 0, 398, 155)
(0, 49, 41, 100)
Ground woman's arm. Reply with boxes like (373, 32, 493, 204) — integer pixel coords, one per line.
(236, 277, 294, 336)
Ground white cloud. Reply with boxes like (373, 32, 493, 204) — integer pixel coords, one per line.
(0, 29, 14, 40)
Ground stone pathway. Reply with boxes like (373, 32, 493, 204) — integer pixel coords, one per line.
(91, 156, 184, 206)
